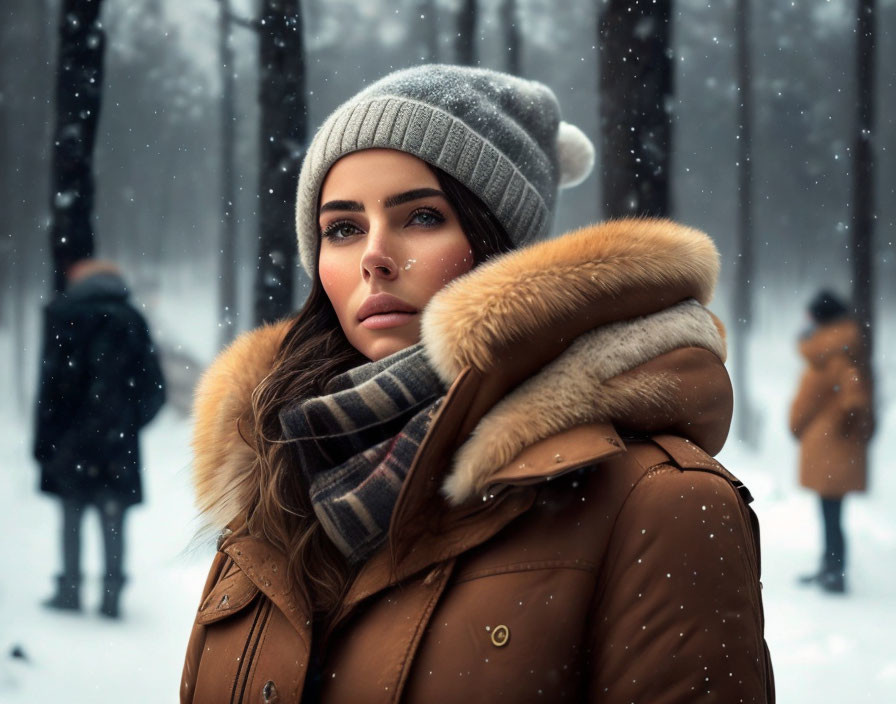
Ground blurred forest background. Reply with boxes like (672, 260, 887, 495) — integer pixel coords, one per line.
(2, 0, 894, 420)
(1, 1, 895, 700)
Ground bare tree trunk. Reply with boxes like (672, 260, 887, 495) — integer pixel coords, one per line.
(3, 0, 55, 409)
(0, 78, 9, 328)
(49, 0, 105, 292)
(732, 0, 759, 447)
(0, 2, 13, 313)
(254, 0, 307, 326)
(456, 0, 477, 66)
(851, 0, 875, 358)
(598, 1, 672, 218)
(500, 0, 521, 76)
(219, 0, 238, 346)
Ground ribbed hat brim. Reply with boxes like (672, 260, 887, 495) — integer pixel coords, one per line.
(295, 96, 552, 276)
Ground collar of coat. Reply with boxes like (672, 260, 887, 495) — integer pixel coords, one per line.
(192, 218, 731, 536)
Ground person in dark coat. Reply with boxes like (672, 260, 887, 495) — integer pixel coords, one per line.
(33, 259, 165, 617)
(791, 289, 873, 593)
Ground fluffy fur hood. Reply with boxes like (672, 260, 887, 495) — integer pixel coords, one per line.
(191, 323, 288, 529)
(192, 218, 726, 526)
(421, 217, 719, 381)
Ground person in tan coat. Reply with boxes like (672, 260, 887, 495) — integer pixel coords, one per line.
(181, 65, 773, 703)
(791, 290, 873, 594)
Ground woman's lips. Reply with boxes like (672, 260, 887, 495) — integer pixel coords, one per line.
(360, 312, 418, 330)
(357, 292, 418, 330)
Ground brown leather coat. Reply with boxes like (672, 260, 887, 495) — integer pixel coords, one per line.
(181, 220, 774, 703)
(790, 318, 873, 497)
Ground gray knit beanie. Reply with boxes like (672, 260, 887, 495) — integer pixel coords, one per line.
(295, 64, 595, 276)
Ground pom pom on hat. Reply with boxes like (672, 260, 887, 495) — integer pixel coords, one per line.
(556, 121, 595, 188)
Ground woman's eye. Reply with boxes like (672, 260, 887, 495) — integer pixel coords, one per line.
(321, 221, 361, 241)
(409, 208, 445, 228)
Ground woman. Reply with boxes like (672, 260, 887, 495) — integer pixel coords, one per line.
(182, 65, 773, 702)
(791, 290, 873, 594)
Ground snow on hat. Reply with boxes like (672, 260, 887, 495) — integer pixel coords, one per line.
(295, 64, 595, 276)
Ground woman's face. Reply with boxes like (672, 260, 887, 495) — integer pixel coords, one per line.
(318, 149, 474, 362)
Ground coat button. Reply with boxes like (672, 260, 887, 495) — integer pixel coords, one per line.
(262, 680, 279, 702)
(490, 625, 510, 647)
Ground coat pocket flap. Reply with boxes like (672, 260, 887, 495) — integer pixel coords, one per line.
(196, 562, 260, 625)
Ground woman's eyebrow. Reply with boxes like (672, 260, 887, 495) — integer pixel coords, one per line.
(319, 188, 445, 215)
(319, 199, 364, 214)
(383, 188, 444, 208)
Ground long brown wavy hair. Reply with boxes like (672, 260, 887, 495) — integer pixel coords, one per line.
(247, 165, 515, 621)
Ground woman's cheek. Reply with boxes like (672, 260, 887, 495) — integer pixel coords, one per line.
(439, 245, 474, 282)
(318, 255, 356, 313)
(418, 255, 464, 289)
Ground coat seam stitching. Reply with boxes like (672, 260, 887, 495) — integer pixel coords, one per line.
(230, 598, 264, 704)
(453, 561, 596, 584)
(237, 599, 272, 704)
(589, 457, 661, 607)
(391, 559, 455, 702)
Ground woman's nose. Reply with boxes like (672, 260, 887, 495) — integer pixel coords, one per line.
(360, 227, 399, 282)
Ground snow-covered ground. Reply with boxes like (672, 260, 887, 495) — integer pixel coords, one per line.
(1, 325, 894, 702)
(0, 404, 213, 701)
(720, 440, 896, 703)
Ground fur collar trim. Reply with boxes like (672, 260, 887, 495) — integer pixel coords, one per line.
(192, 322, 288, 530)
(421, 217, 719, 382)
(192, 218, 724, 526)
(442, 300, 724, 503)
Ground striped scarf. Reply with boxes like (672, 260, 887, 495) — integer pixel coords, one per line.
(279, 344, 445, 564)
